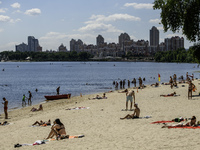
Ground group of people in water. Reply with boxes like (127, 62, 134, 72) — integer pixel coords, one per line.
(113, 77, 145, 90)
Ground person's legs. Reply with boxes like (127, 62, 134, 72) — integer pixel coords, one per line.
(126, 101, 128, 110)
(4, 109, 8, 119)
(120, 114, 132, 119)
(130, 101, 133, 110)
(46, 129, 58, 139)
(32, 121, 41, 126)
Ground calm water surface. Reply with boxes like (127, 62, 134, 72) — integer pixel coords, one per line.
(0, 61, 199, 112)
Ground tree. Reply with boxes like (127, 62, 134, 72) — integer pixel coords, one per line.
(153, 0, 200, 42)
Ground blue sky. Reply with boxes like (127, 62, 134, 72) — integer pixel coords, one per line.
(0, 0, 194, 52)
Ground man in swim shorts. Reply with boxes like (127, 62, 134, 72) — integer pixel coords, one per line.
(2, 97, 8, 119)
(126, 90, 135, 110)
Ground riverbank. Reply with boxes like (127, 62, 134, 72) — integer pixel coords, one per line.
(1, 80, 200, 149)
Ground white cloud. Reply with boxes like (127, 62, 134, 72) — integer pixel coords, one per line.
(78, 23, 123, 33)
(157, 26, 163, 31)
(166, 33, 184, 38)
(0, 8, 7, 13)
(11, 2, 20, 9)
(87, 13, 140, 23)
(0, 1, 2, 4)
(25, 8, 41, 16)
(10, 18, 21, 23)
(0, 28, 4, 32)
(149, 19, 161, 24)
(0, 15, 11, 22)
(0, 42, 17, 51)
(124, 3, 153, 9)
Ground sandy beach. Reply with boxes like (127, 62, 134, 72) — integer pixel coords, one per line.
(1, 80, 200, 150)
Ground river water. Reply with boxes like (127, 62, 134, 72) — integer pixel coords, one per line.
(0, 61, 199, 112)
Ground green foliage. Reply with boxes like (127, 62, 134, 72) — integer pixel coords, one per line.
(153, 0, 200, 42)
(0, 51, 93, 61)
(154, 48, 195, 63)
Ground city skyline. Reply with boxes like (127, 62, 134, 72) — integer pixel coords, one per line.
(0, 0, 194, 52)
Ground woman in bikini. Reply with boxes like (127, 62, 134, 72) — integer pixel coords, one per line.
(46, 118, 68, 139)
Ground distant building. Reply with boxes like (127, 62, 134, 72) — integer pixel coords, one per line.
(58, 43, 67, 52)
(70, 39, 83, 52)
(96, 35, 104, 46)
(165, 36, 184, 51)
(16, 36, 42, 52)
(150, 26, 159, 46)
(16, 42, 28, 52)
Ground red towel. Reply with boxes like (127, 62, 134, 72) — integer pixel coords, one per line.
(168, 126, 200, 129)
(151, 121, 174, 124)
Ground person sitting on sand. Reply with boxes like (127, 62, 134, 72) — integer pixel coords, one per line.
(160, 92, 178, 97)
(46, 118, 68, 140)
(118, 89, 128, 93)
(32, 119, 51, 126)
(162, 116, 197, 128)
(120, 103, 140, 119)
(151, 82, 159, 87)
(31, 104, 43, 112)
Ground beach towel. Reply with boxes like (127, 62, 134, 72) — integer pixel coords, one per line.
(66, 107, 90, 110)
(168, 126, 200, 129)
(151, 121, 174, 124)
(14, 135, 85, 148)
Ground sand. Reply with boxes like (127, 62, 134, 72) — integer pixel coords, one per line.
(1, 80, 200, 150)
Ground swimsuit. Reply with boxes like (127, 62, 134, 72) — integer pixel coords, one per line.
(126, 96, 133, 102)
(4, 107, 8, 110)
(132, 116, 139, 119)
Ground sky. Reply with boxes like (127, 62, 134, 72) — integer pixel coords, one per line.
(0, 0, 195, 52)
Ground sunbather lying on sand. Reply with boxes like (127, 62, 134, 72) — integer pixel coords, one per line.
(0, 121, 8, 125)
(118, 89, 128, 93)
(160, 92, 179, 97)
(88, 93, 107, 100)
(31, 104, 43, 112)
(151, 82, 159, 87)
(162, 116, 197, 128)
(32, 119, 51, 126)
(120, 103, 140, 119)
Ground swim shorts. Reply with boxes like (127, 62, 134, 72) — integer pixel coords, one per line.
(126, 96, 133, 102)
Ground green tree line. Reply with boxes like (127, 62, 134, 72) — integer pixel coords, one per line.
(154, 47, 198, 63)
(0, 51, 93, 61)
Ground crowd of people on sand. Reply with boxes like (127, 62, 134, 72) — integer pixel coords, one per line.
(117, 71, 200, 131)
(1, 70, 200, 148)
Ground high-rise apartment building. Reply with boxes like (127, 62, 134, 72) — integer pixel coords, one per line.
(70, 39, 83, 52)
(150, 26, 159, 46)
(16, 36, 42, 52)
(118, 33, 131, 48)
(96, 35, 104, 46)
(28, 36, 40, 52)
(165, 36, 184, 51)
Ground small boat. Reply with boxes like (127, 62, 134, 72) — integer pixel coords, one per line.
(44, 94, 71, 100)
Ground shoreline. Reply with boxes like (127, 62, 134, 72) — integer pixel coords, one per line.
(1, 80, 200, 149)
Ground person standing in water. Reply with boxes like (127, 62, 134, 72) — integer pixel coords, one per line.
(2, 97, 8, 119)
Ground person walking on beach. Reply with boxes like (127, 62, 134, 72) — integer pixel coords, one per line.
(2, 97, 8, 119)
(22, 94, 27, 106)
(126, 90, 135, 110)
(120, 103, 140, 119)
(56, 86, 60, 95)
(188, 80, 193, 99)
(28, 91, 33, 105)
